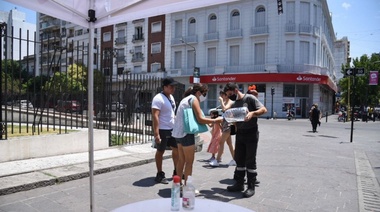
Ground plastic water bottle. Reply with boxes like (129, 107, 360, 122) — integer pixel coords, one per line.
(182, 175, 195, 210)
(171, 175, 181, 211)
(223, 107, 248, 122)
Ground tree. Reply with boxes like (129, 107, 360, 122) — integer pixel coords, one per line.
(339, 53, 380, 107)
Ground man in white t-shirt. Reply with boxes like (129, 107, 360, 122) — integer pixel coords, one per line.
(152, 77, 179, 184)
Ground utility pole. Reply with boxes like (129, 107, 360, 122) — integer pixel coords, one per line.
(181, 39, 198, 83)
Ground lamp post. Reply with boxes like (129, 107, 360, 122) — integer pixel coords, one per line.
(180, 39, 199, 83)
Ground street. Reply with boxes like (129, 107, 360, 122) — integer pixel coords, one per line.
(0, 116, 379, 211)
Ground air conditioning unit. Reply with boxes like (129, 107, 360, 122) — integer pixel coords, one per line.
(129, 49, 134, 54)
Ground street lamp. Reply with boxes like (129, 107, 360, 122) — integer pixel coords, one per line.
(180, 39, 199, 83)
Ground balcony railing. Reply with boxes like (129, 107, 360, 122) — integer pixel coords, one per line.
(182, 35, 198, 44)
(131, 52, 144, 62)
(226, 29, 243, 39)
(299, 24, 312, 34)
(250, 25, 269, 36)
(116, 56, 126, 63)
(204, 32, 219, 42)
(132, 34, 144, 43)
(285, 23, 296, 33)
(278, 64, 323, 75)
(115, 37, 127, 45)
(171, 37, 183, 45)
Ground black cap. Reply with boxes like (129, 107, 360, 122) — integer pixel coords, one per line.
(162, 77, 178, 86)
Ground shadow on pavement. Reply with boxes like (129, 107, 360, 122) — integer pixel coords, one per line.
(199, 187, 241, 201)
(132, 177, 156, 187)
(157, 188, 171, 198)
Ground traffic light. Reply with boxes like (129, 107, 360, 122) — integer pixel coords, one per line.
(271, 87, 275, 95)
(277, 0, 283, 15)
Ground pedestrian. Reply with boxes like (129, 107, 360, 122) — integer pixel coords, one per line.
(223, 82, 267, 198)
(210, 91, 235, 167)
(206, 110, 222, 163)
(172, 83, 223, 185)
(309, 104, 321, 133)
(152, 77, 179, 184)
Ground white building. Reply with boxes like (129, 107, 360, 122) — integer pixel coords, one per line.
(0, 8, 36, 61)
(166, 0, 342, 118)
(334, 36, 350, 80)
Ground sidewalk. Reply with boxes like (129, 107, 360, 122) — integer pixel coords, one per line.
(0, 141, 173, 196)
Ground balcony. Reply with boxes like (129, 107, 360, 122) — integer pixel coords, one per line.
(299, 24, 312, 34)
(171, 37, 183, 45)
(226, 29, 243, 39)
(132, 34, 144, 43)
(313, 26, 320, 37)
(204, 32, 219, 42)
(115, 37, 127, 45)
(131, 52, 144, 63)
(278, 64, 324, 75)
(250, 25, 269, 36)
(285, 23, 296, 33)
(182, 35, 198, 44)
(116, 56, 126, 63)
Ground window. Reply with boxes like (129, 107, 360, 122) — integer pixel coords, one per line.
(283, 84, 295, 97)
(174, 51, 182, 69)
(133, 65, 142, 73)
(230, 10, 240, 30)
(151, 21, 162, 33)
(285, 41, 295, 63)
(207, 47, 216, 67)
(286, 2, 295, 23)
(300, 2, 310, 24)
(151, 63, 161, 72)
(151, 42, 161, 54)
(208, 14, 217, 33)
(229, 45, 239, 66)
(295, 85, 309, 97)
(103, 32, 111, 42)
(134, 26, 143, 40)
(175, 20, 182, 38)
(187, 50, 195, 68)
(75, 29, 83, 36)
(255, 7, 266, 27)
(254, 43, 265, 65)
(188, 18, 196, 36)
(300, 41, 310, 64)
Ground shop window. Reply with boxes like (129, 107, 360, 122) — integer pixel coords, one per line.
(283, 84, 295, 97)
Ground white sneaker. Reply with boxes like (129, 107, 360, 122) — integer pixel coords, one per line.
(209, 159, 219, 167)
(228, 160, 237, 166)
(195, 189, 201, 196)
(207, 156, 215, 162)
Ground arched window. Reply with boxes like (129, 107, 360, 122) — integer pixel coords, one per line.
(255, 6, 266, 27)
(208, 14, 217, 33)
(230, 10, 240, 30)
(188, 18, 196, 35)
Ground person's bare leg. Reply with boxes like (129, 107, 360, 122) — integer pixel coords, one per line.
(216, 131, 229, 161)
(171, 147, 179, 174)
(226, 135, 234, 159)
(182, 145, 195, 184)
(155, 150, 165, 172)
(176, 144, 185, 184)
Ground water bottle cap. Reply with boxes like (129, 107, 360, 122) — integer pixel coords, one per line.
(173, 175, 181, 183)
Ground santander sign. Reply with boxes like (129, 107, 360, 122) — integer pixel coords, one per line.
(296, 75, 321, 82)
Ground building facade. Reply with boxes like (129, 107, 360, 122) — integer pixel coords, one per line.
(166, 0, 342, 118)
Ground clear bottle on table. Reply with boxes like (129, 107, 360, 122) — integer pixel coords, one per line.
(182, 175, 195, 210)
(171, 175, 181, 211)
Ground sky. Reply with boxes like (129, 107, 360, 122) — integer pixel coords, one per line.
(0, 0, 379, 60)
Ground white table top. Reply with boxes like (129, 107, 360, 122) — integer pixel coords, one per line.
(112, 198, 254, 212)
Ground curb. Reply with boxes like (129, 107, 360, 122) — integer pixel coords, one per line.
(0, 155, 172, 196)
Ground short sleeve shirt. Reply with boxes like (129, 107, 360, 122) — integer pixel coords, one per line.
(232, 94, 264, 130)
(151, 93, 176, 130)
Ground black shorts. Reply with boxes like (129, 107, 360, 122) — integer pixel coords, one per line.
(156, 129, 177, 151)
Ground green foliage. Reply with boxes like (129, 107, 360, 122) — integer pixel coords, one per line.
(338, 53, 380, 107)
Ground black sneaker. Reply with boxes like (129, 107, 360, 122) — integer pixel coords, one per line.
(155, 171, 169, 184)
(227, 183, 244, 192)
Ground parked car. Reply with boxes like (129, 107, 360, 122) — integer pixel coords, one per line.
(56, 100, 81, 113)
(208, 105, 223, 116)
(13, 100, 34, 109)
(136, 102, 152, 113)
(106, 102, 125, 111)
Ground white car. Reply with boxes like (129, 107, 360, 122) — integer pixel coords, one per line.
(13, 100, 33, 109)
(207, 105, 223, 116)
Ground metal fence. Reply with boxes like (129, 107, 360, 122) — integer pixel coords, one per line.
(0, 26, 185, 146)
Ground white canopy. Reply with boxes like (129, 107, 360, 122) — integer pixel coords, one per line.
(4, 0, 239, 210)
(5, 0, 239, 28)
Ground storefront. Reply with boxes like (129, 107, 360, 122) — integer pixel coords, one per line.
(190, 73, 337, 119)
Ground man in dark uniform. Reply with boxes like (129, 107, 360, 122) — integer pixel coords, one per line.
(223, 82, 267, 198)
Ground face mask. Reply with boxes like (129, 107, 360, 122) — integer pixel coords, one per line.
(228, 93, 237, 101)
(199, 94, 207, 102)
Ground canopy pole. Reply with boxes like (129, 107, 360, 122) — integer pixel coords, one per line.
(88, 1, 96, 211)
